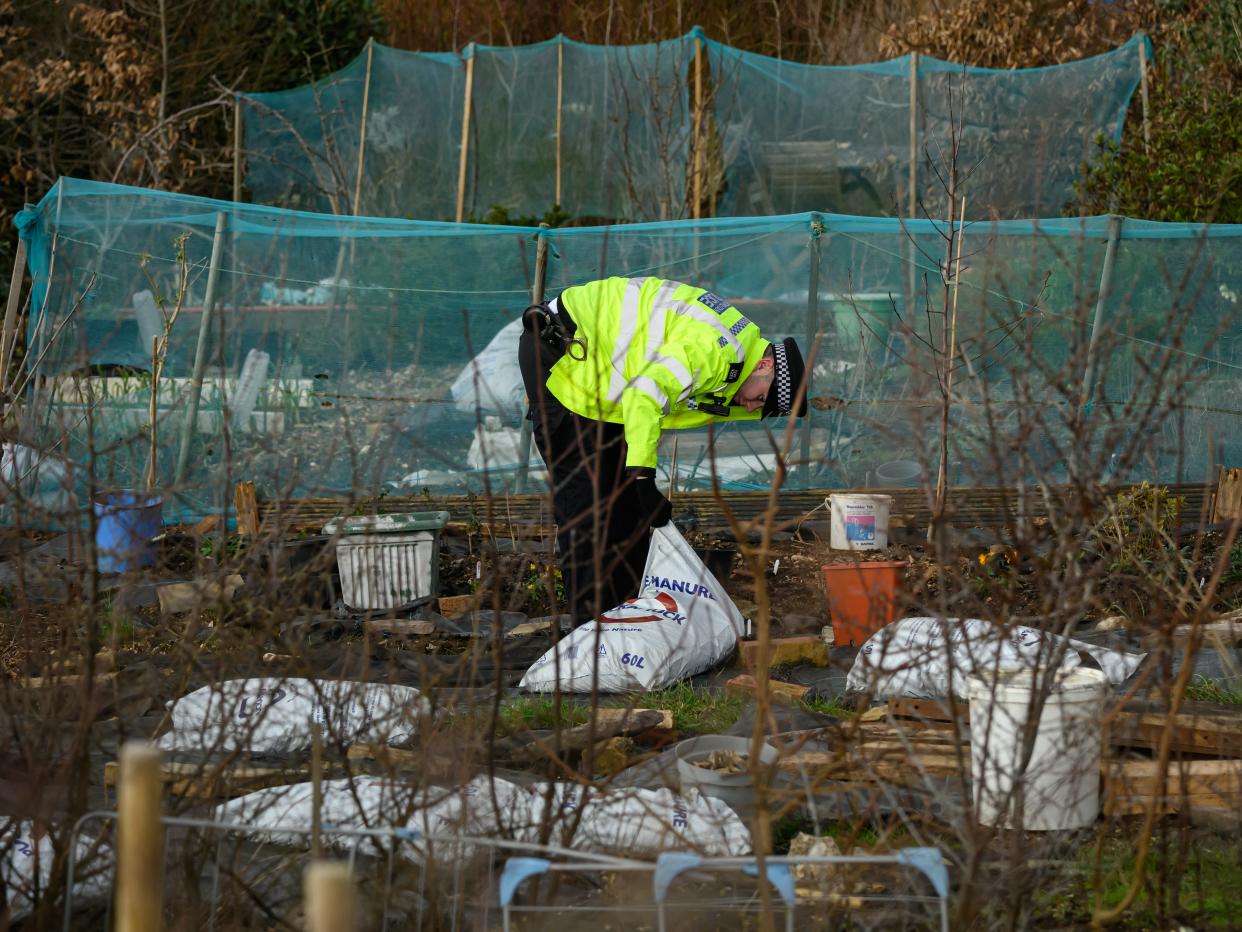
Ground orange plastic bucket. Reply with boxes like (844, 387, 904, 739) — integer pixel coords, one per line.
(822, 560, 905, 647)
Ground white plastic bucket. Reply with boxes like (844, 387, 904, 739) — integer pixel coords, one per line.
(674, 735, 779, 813)
(828, 493, 892, 550)
(968, 667, 1106, 831)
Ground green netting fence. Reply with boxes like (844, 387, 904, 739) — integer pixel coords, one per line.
(9, 177, 1241, 527)
(239, 30, 1150, 224)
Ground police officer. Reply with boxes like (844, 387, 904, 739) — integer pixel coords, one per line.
(519, 276, 806, 625)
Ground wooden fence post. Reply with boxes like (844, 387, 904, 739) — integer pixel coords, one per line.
(116, 741, 164, 932)
(304, 861, 356, 932)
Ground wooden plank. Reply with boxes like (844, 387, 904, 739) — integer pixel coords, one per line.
(739, 636, 830, 671)
(886, 698, 969, 723)
(1214, 466, 1242, 522)
(520, 709, 666, 756)
(363, 619, 436, 638)
(596, 707, 675, 730)
(22, 671, 117, 690)
(725, 673, 811, 706)
(853, 721, 967, 748)
(1109, 712, 1240, 756)
(1150, 619, 1242, 648)
(104, 759, 313, 799)
(1109, 701, 1242, 756)
(234, 481, 260, 536)
(347, 744, 420, 770)
(1103, 758, 1242, 816)
(780, 748, 961, 783)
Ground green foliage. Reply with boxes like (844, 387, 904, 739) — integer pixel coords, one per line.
(1076, 0, 1242, 222)
(639, 683, 747, 733)
(1075, 92, 1242, 222)
(463, 204, 573, 227)
(495, 683, 749, 736)
(521, 561, 564, 611)
(1095, 481, 1184, 572)
(1223, 540, 1242, 585)
(802, 693, 854, 719)
(1052, 830, 1242, 927)
(199, 534, 244, 560)
(496, 695, 591, 733)
(1184, 674, 1242, 704)
(234, 0, 385, 82)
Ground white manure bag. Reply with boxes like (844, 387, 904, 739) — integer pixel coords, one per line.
(512, 785, 751, 856)
(217, 775, 527, 857)
(450, 317, 526, 416)
(157, 677, 428, 754)
(520, 524, 744, 692)
(846, 616, 1147, 699)
(1, 822, 111, 921)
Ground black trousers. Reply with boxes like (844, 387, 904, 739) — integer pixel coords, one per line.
(518, 327, 651, 623)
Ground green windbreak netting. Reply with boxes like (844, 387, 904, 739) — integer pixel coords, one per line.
(12, 178, 1242, 527)
(242, 36, 695, 223)
(240, 30, 1148, 223)
(707, 36, 1148, 219)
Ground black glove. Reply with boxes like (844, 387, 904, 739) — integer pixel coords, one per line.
(633, 476, 672, 528)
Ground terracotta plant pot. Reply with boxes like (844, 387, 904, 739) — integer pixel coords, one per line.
(821, 560, 904, 647)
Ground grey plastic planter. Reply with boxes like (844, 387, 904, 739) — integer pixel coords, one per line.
(674, 735, 779, 811)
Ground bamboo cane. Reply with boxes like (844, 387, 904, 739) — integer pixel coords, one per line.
(1082, 213, 1123, 408)
(801, 228, 822, 486)
(556, 38, 564, 208)
(1138, 38, 1152, 151)
(455, 48, 476, 223)
(908, 52, 919, 218)
(311, 721, 323, 860)
(173, 212, 227, 489)
(116, 742, 164, 932)
(933, 196, 966, 517)
(352, 40, 375, 216)
(1, 236, 26, 396)
(232, 96, 242, 203)
(693, 37, 704, 220)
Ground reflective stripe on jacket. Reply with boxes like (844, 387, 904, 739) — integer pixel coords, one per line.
(544, 276, 771, 470)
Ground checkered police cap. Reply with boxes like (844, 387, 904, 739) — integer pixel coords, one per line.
(762, 338, 807, 419)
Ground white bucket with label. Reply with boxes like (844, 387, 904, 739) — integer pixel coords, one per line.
(828, 493, 892, 550)
(968, 667, 1106, 831)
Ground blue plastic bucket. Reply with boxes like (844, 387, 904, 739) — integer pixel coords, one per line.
(93, 490, 163, 573)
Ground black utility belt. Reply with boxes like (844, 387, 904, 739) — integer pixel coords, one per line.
(522, 299, 585, 361)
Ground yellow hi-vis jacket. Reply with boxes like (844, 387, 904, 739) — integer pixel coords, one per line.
(545, 276, 771, 471)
